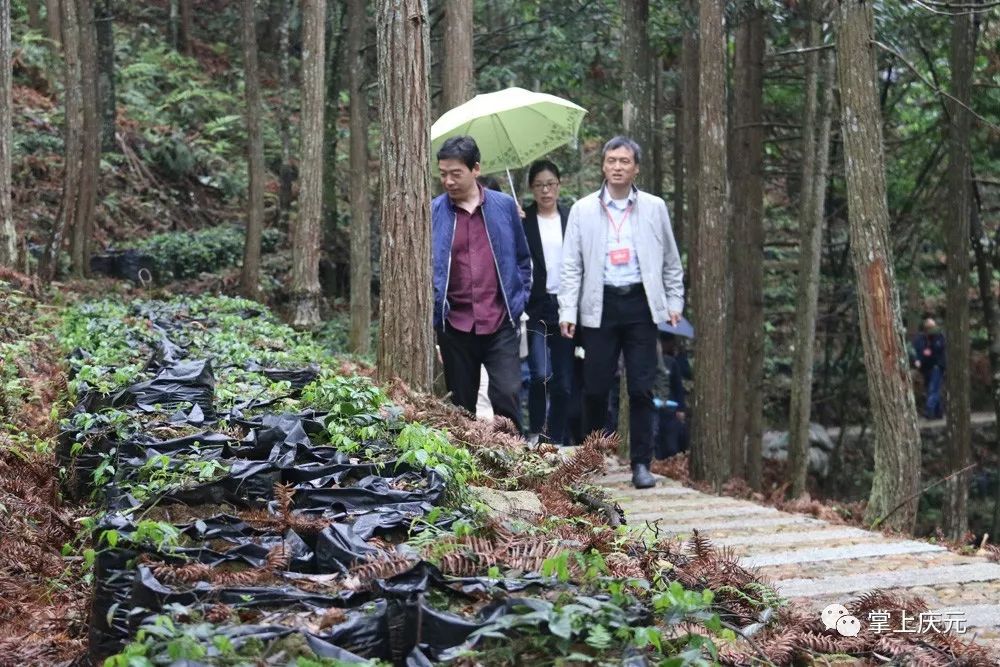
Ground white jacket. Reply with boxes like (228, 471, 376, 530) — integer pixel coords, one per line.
(558, 187, 684, 328)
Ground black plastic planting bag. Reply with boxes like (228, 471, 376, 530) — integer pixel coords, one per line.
(246, 361, 321, 391)
(117, 359, 216, 419)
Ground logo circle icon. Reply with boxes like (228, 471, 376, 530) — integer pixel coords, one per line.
(821, 603, 849, 630)
(836, 615, 861, 637)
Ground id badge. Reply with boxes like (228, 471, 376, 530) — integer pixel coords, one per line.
(609, 247, 631, 266)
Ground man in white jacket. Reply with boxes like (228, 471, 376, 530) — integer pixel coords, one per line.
(558, 136, 685, 489)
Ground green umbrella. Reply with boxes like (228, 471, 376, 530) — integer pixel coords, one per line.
(430, 87, 587, 197)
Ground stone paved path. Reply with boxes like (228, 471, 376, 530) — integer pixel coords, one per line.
(594, 468, 1000, 647)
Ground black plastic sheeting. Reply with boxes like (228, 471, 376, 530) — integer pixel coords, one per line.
(69, 302, 586, 666)
(90, 249, 157, 284)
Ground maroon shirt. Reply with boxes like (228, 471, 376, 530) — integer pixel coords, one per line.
(446, 186, 507, 334)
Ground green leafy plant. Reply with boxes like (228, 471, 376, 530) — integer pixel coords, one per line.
(395, 423, 479, 490)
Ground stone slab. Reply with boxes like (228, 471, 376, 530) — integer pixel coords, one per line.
(606, 485, 702, 499)
(626, 515, 824, 535)
(743, 541, 945, 568)
(618, 498, 753, 513)
(714, 527, 872, 548)
(777, 563, 1000, 598)
(932, 605, 1000, 630)
(594, 471, 668, 486)
(627, 504, 781, 524)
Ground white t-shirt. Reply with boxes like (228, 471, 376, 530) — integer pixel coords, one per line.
(537, 211, 563, 294)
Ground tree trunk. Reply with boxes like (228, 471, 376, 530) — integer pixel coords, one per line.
(672, 82, 684, 253)
(789, 11, 835, 497)
(71, 0, 99, 277)
(321, 3, 345, 295)
(28, 0, 42, 30)
(620, 0, 652, 186)
(347, 0, 371, 355)
(681, 2, 699, 277)
(292, 0, 326, 327)
(42, 0, 82, 280)
(277, 0, 293, 226)
(728, 6, 765, 482)
(45, 0, 60, 47)
(0, 0, 14, 267)
(168, 0, 179, 51)
(837, 0, 922, 532)
(179, 0, 193, 56)
(650, 58, 664, 198)
(240, 0, 266, 299)
(690, 0, 731, 488)
(441, 0, 473, 111)
(376, 0, 433, 391)
(942, 0, 976, 540)
(970, 187, 1000, 539)
(95, 0, 115, 153)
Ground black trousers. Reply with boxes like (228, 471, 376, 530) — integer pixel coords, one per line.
(580, 286, 657, 465)
(436, 322, 523, 432)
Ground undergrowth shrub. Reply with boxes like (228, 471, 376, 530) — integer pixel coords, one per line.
(125, 225, 282, 281)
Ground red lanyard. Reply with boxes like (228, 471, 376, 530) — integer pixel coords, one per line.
(601, 199, 633, 243)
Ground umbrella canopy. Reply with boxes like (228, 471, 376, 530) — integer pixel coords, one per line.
(430, 87, 587, 176)
(657, 316, 695, 339)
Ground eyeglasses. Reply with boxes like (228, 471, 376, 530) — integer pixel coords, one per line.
(531, 181, 560, 191)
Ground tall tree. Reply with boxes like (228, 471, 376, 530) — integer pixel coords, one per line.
(942, 0, 975, 539)
(42, 0, 82, 280)
(277, 0, 294, 225)
(620, 0, 652, 183)
(70, 0, 99, 277)
(321, 3, 346, 292)
(95, 0, 115, 152)
(239, 0, 266, 298)
(27, 0, 42, 30)
(376, 0, 433, 391)
(292, 0, 326, 327)
(680, 2, 699, 268)
(836, 0, 921, 532)
(728, 5, 765, 483)
(45, 0, 60, 47)
(788, 8, 836, 497)
(970, 190, 1000, 538)
(441, 0, 473, 111)
(0, 0, 14, 267)
(671, 81, 684, 252)
(179, 0, 193, 56)
(347, 0, 371, 355)
(690, 0, 731, 488)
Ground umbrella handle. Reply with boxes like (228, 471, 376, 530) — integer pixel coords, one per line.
(506, 169, 518, 204)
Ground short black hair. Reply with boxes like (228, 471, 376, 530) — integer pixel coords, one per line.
(477, 175, 501, 192)
(437, 136, 480, 170)
(528, 159, 560, 185)
(602, 136, 642, 164)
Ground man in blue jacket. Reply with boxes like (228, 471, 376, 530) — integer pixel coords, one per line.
(432, 136, 532, 431)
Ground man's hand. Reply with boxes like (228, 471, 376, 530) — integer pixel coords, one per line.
(668, 311, 681, 327)
(560, 322, 575, 339)
(517, 204, 526, 219)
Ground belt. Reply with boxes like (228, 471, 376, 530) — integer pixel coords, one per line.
(603, 283, 644, 297)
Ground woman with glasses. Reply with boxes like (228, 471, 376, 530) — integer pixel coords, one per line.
(522, 160, 574, 445)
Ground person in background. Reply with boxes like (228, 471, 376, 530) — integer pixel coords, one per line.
(912, 316, 946, 419)
(558, 136, 685, 489)
(653, 332, 691, 459)
(521, 160, 574, 445)
(432, 136, 532, 431)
